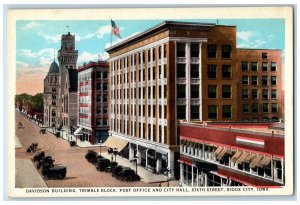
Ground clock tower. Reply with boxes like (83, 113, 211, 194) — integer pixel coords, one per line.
(57, 32, 78, 129)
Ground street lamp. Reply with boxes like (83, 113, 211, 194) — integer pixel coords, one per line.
(99, 139, 103, 156)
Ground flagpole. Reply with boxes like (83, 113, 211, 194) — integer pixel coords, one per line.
(110, 19, 112, 47)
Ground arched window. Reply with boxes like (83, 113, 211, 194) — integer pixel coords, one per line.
(52, 109, 56, 117)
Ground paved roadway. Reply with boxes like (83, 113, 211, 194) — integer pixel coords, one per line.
(15, 111, 149, 187)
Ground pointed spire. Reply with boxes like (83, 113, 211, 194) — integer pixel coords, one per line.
(53, 49, 56, 62)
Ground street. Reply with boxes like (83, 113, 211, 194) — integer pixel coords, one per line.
(15, 111, 149, 187)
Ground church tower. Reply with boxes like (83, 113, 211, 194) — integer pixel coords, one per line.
(57, 31, 78, 130)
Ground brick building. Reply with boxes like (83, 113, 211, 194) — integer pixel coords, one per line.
(179, 122, 284, 187)
(77, 61, 109, 144)
(105, 21, 284, 179)
(236, 49, 283, 122)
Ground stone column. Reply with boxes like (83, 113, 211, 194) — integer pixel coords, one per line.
(199, 42, 203, 121)
(180, 163, 184, 185)
(137, 146, 142, 165)
(168, 150, 175, 179)
(185, 42, 191, 122)
(129, 142, 134, 161)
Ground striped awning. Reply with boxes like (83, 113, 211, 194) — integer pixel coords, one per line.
(257, 155, 271, 167)
(103, 136, 128, 152)
(214, 146, 223, 156)
(74, 127, 83, 135)
(236, 151, 250, 164)
(217, 147, 229, 160)
(231, 150, 243, 163)
(250, 154, 264, 168)
(244, 153, 257, 163)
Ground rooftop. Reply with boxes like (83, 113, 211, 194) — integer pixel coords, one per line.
(106, 20, 229, 53)
(180, 121, 285, 137)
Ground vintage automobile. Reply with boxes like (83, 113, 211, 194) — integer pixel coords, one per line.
(44, 166, 67, 180)
(96, 158, 111, 172)
(85, 150, 98, 164)
(69, 141, 76, 147)
(120, 169, 141, 181)
(26, 143, 38, 153)
(111, 165, 124, 177)
(32, 151, 45, 162)
(105, 161, 118, 173)
(37, 156, 55, 169)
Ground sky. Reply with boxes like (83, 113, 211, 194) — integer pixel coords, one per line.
(16, 19, 285, 95)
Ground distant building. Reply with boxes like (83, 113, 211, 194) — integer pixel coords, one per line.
(236, 49, 283, 122)
(43, 60, 59, 127)
(105, 20, 284, 179)
(179, 122, 284, 187)
(57, 32, 79, 131)
(77, 61, 109, 144)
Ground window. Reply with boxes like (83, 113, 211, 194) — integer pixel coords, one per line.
(271, 62, 277, 71)
(242, 76, 249, 85)
(96, 119, 101, 126)
(242, 62, 249, 71)
(222, 85, 231, 98)
(252, 76, 258, 85)
(272, 103, 278, 113)
(274, 158, 283, 181)
(163, 44, 167, 58)
(191, 85, 199, 98)
(103, 96, 108, 102)
(252, 103, 259, 113)
(207, 65, 217, 79)
(96, 106, 101, 114)
(262, 76, 268, 86)
(263, 103, 269, 112)
(222, 45, 231, 58)
(263, 89, 268, 99)
(208, 85, 217, 98)
(191, 105, 199, 119)
(208, 105, 217, 119)
(177, 105, 186, 119)
(262, 52, 268, 59)
(191, 43, 199, 57)
(52, 88, 56, 93)
(177, 43, 185, 57)
(271, 89, 277, 99)
(103, 72, 108, 79)
(251, 62, 258, 71)
(177, 64, 186, 78)
(152, 49, 156, 61)
(252, 89, 258, 99)
(103, 83, 108, 90)
(222, 65, 231, 79)
(103, 107, 108, 114)
(262, 62, 268, 72)
(271, 76, 277, 85)
(263, 117, 269, 122)
(96, 95, 102, 102)
(243, 104, 249, 113)
(96, 83, 101, 90)
(222, 105, 231, 119)
(191, 64, 199, 78)
(208, 45, 217, 58)
(177, 84, 186, 98)
(103, 119, 108, 125)
(242, 89, 249, 99)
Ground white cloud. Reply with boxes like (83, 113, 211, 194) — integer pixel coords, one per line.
(78, 51, 99, 64)
(21, 21, 40, 30)
(96, 24, 112, 39)
(75, 33, 95, 42)
(19, 48, 58, 67)
(38, 32, 61, 43)
(237, 31, 258, 42)
(16, 61, 30, 68)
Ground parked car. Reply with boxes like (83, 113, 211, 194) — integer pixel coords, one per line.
(115, 167, 132, 180)
(37, 156, 55, 169)
(105, 161, 118, 173)
(111, 165, 124, 177)
(32, 151, 45, 162)
(44, 166, 67, 180)
(69, 141, 76, 147)
(85, 150, 98, 164)
(96, 158, 111, 172)
(119, 169, 141, 181)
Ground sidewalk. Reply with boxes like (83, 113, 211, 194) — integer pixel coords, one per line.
(100, 151, 179, 185)
(15, 135, 22, 148)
